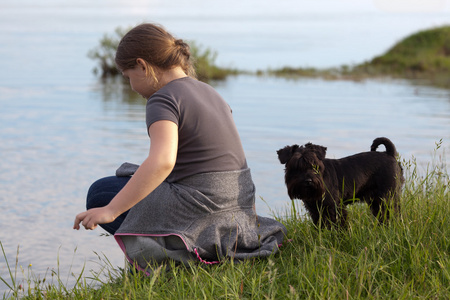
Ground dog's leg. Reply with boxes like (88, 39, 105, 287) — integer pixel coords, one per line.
(392, 177, 402, 216)
(303, 201, 321, 226)
(392, 191, 401, 216)
(369, 197, 386, 223)
(371, 194, 397, 223)
(385, 189, 401, 220)
(321, 195, 349, 229)
(323, 203, 337, 228)
(337, 206, 348, 228)
(325, 202, 348, 229)
(370, 189, 401, 224)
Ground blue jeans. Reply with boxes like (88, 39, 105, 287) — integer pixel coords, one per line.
(86, 176, 131, 235)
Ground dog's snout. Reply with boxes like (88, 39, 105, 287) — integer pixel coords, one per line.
(305, 178, 313, 185)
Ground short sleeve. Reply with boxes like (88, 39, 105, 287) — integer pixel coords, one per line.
(146, 95, 180, 130)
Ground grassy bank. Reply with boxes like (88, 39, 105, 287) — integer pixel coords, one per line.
(266, 25, 450, 88)
(1, 150, 449, 299)
(358, 26, 450, 77)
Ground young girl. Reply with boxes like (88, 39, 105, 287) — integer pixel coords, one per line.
(73, 23, 286, 272)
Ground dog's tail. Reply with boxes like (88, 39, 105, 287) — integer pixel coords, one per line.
(370, 137, 398, 157)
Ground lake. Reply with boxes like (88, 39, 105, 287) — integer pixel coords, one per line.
(1, 0, 449, 293)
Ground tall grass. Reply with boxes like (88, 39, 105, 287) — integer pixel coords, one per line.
(1, 149, 449, 299)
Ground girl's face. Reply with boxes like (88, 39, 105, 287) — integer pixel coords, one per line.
(122, 61, 158, 99)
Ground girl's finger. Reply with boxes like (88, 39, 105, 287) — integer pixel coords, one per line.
(82, 214, 92, 230)
(73, 211, 86, 230)
(82, 214, 98, 230)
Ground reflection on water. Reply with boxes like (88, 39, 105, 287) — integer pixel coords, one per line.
(98, 76, 146, 105)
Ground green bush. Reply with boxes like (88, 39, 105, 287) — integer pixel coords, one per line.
(88, 27, 129, 77)
(267, 25, 450, 86)
(88, 26, 239, 82)
(361, 25, 450, 76)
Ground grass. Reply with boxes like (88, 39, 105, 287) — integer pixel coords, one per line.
(264, 25, 450, 88)
(1, 148, 449, 299)
(359, 26, 450, 76)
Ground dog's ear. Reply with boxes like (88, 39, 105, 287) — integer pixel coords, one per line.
(277, 145, 299, 164)
(304, 143, 327, 160)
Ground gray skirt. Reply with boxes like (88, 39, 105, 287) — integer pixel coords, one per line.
(114, 165, 287, 273)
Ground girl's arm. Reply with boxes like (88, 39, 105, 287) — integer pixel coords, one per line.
(73, 120, 178, 230)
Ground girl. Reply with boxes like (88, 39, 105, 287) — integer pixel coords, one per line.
(73, 23, 286, 272)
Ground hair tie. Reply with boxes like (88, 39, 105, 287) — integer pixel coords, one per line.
(174, 39, 190, 58)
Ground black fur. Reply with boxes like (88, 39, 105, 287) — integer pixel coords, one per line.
(277, 137, 404, 228)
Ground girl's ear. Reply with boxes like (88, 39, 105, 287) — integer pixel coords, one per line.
(136, 58, 158, 80)
(136, 58, 147, 71)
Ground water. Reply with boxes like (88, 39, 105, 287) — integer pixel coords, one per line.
(1, 0, 450, 293)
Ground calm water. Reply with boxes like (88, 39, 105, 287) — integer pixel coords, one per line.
(1, 0, 450, 293)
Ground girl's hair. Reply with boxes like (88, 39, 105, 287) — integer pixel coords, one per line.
(115, 23, 196, 80)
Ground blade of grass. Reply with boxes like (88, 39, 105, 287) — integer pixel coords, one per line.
(0, 241, 15, 291)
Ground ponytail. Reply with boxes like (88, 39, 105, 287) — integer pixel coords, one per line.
(115, 23, 196, 79)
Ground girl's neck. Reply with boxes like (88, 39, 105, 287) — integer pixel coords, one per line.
(159, 66, 188, 87)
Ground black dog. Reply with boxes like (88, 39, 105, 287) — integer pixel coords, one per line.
(277, 137, 404, 228)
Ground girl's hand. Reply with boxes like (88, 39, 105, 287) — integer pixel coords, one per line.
(73, 207, 116, 230)
(73, 120, 178, 232)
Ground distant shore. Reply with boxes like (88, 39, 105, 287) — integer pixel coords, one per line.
(90, 25, 450, 89)
(261, 25, 450, 89)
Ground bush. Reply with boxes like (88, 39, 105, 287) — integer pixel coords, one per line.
(362, 25, 450, 76)
(88, 27, 129, 77)
(88, 26, 239, 82)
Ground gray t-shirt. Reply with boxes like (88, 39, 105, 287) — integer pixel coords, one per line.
(146, 77, 248, 182)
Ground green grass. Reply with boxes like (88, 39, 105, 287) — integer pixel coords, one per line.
(266, 25, 450, 88)
(2, 149, 449, 299)
(360, 25, 450, 76)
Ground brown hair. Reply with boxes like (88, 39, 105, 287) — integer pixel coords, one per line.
(115, 23, 196, 80)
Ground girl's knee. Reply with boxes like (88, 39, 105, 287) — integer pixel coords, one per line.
(86, 176, 130, 209)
